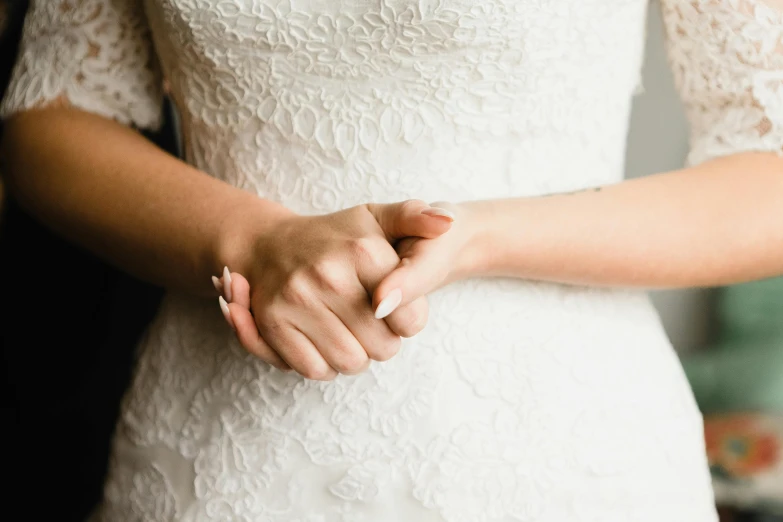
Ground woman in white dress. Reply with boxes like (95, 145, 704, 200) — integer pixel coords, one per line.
(2, 0, 782, 520)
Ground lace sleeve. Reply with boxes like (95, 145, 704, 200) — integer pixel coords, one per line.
(0, 0, 163, 129)
(661, 0, 783, 166)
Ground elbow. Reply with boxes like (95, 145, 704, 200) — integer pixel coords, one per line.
(1, 113, 38, 208)
(1, 115, 28, 200)
(0, 109, 69, 209)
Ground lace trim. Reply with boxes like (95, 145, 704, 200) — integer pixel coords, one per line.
(662, 0, 783, 165)
(0, 0, 162, 129)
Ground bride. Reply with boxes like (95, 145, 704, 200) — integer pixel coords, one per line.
(2, 0, 781, 520)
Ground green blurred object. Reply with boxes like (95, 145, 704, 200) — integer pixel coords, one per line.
(681, 277, 783, 414)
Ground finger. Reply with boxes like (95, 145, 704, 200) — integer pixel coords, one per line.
(215, 268, 252, 308)
(384, 296, 429, 338)
(222, 266, 233, 301)
(218, 296, 234, 328)
(327, 281, 402, 362)
(261, 323, 338, 381)
(297, 306, 371, 375)
(211, 275, 224, 294)
(228, 272, 251, 308)
(227, 301, 291, 371)
(367, 200, 454, 241)
(373, 253, 443, 319)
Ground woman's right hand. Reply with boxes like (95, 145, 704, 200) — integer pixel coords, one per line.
(216, 201, 454, 380)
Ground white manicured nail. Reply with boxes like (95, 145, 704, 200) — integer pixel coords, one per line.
(211, 275, 223, 293)
(421, 207, 456, 221)
(218, 296, 234, 329)
(222, 266, 232, 301)
(375, 289, 402, 319)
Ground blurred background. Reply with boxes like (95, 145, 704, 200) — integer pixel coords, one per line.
(1, 1, 781, 521)
(630, 5, 783, 518)
(626, 1, 711, 355)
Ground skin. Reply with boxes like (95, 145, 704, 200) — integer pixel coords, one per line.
(219, 201, 452, 379)
(1, 107, 451, 378)
(374, 152, 783, 304)
(221, 0, 783, 371)
(223, 151, 783, 371)
(5, 110, 783, 382)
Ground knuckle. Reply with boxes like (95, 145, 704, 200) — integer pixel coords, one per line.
(280, 272, 312, 306)
(310, 257, 336, 281)
(310, 258, 348, 292)
(254, 305, 283, 332)
(350, 237, 392, 272)
(333, 349, 369, 375)
(301, 362, 335, 381)
(369, 336, 401, 362)
(349, 237, 376, 259)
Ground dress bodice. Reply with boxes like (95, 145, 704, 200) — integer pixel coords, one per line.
(2, 1, 781, 213)
(1, 2, 781, 522)
(147, 0, 650, 210)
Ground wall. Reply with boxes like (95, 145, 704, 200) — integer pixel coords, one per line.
(625, 0, 713, 354)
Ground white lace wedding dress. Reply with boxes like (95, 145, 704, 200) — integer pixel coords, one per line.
(3, 0, 782, 520)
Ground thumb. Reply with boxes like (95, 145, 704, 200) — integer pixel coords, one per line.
(367, 199, 455, 241)
(372, 253, 444, 320)
(227, 271, 251, 309)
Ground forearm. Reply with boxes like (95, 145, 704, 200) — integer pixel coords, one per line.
(1, 107, 291, 295)
(467, 152, 783, 288)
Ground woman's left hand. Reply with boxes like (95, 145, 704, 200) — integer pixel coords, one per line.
(370, 201, 481, 319)
(214, 201, 481, 340)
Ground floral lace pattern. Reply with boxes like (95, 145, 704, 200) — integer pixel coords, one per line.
(0, 0, 162, 128)
(662, 0, 783, 165)
(3, 0, 780, 521)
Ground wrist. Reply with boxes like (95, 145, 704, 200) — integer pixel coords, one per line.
(453, 201, 497, 279)
(213, 192, 297, 278)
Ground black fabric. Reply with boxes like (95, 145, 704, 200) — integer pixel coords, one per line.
(0, 1, 26, 101)
(0, 124, 175, 520)
(0, 3, 175, 516)
(0, 200, 164, 520)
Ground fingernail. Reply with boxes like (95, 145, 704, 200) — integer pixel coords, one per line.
(375, 288, 402, 319)
(218, 296, 234, 329)
(421, 207, 456, 221)
(211, 275, 223, 293)
(222, 266, 233, 301)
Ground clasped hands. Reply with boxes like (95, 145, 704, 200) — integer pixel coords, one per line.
(212, 199, 477, 380)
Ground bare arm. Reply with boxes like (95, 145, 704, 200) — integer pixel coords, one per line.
(467, 152, 783, 288)
(370, 0, 783, 312)
(1, 107, 291, 296)
(367, 153, 783, 315)
(0, 0, 287, 296)
(469, 0, 783, 288)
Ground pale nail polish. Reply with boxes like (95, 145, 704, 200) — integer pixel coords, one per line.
(222, 266, 233, 301)
(375, 288, 403, 319)
(211, 275, 223, 293)
(218, 296, 234, 329)
(421, 207, 456, 221)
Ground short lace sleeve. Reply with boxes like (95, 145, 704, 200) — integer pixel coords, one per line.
(661, 0, 783, 166)
(0, 0, 163, 129)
